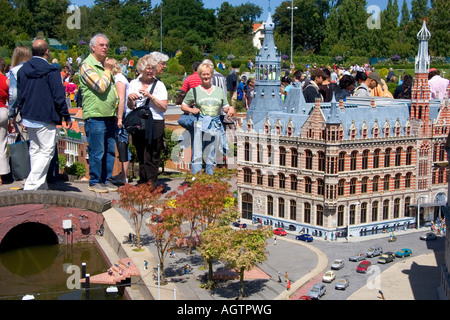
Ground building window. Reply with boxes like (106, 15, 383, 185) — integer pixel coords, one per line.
(394, 198, 400, 219)
(404, 197, 411, 217)
(338, 152, 346, 172)
(244, 142, 251, 162)
(350, 151, 358, 170)
(279, 147, 286, 166)
(384, 148, 391, 167)
(279, 173, 286, 189)
(362, 150, 369, 169)
(278, 198, 285, 218)
(242, 193, 253, 220)
(383, 200, 390, 220)
(290, 175, 298, 191)
(317, 179, 325, 196)
(256, 170, 263, 185)
(267, 196, 273, 216)
(438, 169, 445, 183)
(439, 144, 446, 161)
(316, 205, 324, 226)
(305, 177, 312, 194)
(395, 147, 402, 166)
(384, 175, 390, 191)
(304, 203, 311, 224)
(291, 148, 298, 167)
(349, 204, 356, 225)
(268, 174, 275, 187)
(268, 145, 273, 164)
(361, 177, 368, 193)
(257, 144, 263, 163)
(405, 172, 412, 188)
(361, 202, 367, 223)
(243, 168, 252, 183)
(337, 205, 345, 226)
(290, 200, 297, 220)
(338, 179, 345, 196)
(350, 178, 357, 195)
(372, 201, 379, 221)
(394, 173, 401, 189)
(373, 176, 379, 192)
(406, 147, 413, 165)
(305, 150, 313, 169)
(373, 149, 380, 168)
(318, 152, 325, 172)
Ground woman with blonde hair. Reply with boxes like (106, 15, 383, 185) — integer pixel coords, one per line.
(181, 62, 235, 175)
(8, 46, 32, 127)
(127, 55, 168, 186)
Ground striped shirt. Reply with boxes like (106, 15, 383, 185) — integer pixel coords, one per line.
(80, 63, 113, 94)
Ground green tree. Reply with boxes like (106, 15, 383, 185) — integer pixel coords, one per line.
(221, 227, 272, 300)
(428, 0, 450, 57)
(273, 0, 329, 54)
(321, 0, 370, 56)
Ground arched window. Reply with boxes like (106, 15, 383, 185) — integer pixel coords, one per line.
(305, 150, 313, 169)
(290, 200, 297, 220)
(241, 193, 253, 220)
(316, 205, 324, 226)
(243, 168, 252, 183)
(278, 198, 285, 218)
(267, 196, 273, 216)
(304, 203, 311, 224)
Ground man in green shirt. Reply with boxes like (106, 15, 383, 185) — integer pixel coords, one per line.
(80, 34, 119, 193)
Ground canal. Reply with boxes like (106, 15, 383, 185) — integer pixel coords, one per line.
(0, 242, 126, 300)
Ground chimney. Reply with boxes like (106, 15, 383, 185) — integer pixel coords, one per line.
(371, 98, 376, 110)
(339, 99, 344, 111)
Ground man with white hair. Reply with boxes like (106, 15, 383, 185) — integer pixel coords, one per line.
(80, 33, 119, 193)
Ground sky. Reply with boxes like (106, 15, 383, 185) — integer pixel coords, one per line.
(70, 0, 413, 21)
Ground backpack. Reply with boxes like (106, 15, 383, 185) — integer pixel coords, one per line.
(123, 79, 158, 134)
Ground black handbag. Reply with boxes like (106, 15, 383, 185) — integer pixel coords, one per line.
(123, 79, 158, 134)
(178, 87, 199, 130)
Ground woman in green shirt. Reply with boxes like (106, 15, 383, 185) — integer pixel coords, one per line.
(181, 63, 235, 175)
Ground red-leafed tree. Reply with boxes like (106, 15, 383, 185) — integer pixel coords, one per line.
(170, 176, 237, 255)
(149, 203, 183, 285)
(115, 183, 163, 251)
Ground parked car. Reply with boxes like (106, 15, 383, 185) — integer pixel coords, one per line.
(307, 283, 326, 299)
(331, 259, 345, 270)
(335, 278, 350, 290)
(273, 228, 287, 236)
(322, 271, 336, 283)
(377, 251, 395, 264)
(420, 232, 437, 241)
(233, 221, 247, 228)
(151, 214, 163, 223)
(366, 246, 383, 258)
(296, 233, 313, 242)
(299, 295, 311, 300)
(396, 248, 412, 258)
(349, 252, 366, 262)
(356, 260, 372, 273)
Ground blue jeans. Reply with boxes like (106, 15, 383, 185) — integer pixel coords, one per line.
(191, 120, 224, 175)
(84, 117, 116, 186)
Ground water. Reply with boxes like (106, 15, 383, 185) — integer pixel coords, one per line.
(0, 242, 125, 300)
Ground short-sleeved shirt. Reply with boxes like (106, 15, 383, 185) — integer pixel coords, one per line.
(183, 86, 229, 117)
(129, 77, 168, 120)
(180, 73, 202, 93)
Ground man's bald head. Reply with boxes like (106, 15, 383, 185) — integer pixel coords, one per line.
(32, 39, 50, 58)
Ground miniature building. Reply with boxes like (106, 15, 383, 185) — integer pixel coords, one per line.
(237, 16, 450, 239)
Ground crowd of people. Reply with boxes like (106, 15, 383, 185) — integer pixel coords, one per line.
(1, 37, 448, 189)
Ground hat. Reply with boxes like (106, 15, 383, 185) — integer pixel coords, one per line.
(429, 68, 437, 72)
(368, 71, 382, 85)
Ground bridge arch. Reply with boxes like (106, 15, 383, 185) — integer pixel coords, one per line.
(0, 190, 111, 246)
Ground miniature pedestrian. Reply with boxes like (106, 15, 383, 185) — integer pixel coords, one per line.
(285, 271, 289, 282)
(287, 280, 291, 291)
(274, 236, 277, 245)
(277, 271, 282, 282)
(144, 260, 148, 270)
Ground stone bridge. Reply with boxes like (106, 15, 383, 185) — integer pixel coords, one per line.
(0, 190, 111, 245)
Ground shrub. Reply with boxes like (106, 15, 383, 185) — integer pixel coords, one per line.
(67, 161, 87, 178)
